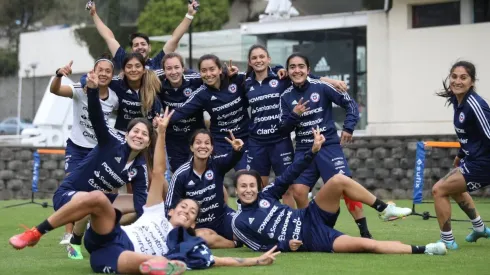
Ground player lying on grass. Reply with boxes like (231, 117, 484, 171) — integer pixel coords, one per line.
(9, 75, 280, 275)
(231, 126, 447, 256)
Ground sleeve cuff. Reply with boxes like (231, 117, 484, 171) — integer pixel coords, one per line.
(342, 128, 353, 134)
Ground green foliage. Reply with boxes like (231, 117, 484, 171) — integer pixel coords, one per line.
(138, 0, 230, 36)
(0, 50, 19, 76)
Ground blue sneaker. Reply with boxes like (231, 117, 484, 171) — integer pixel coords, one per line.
(465, 227, 490, 243)
(437, 239, 459, 250)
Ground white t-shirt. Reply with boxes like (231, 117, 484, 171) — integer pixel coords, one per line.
(122, 202, 174, 256)
(69, 83, 119, 148)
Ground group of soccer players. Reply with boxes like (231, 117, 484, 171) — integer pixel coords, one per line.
(8, 1, 490, 274)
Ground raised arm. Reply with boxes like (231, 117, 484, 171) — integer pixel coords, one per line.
(214, 246, 280, 267)
(86, 71, 121, 147)
(146, 107, 174, 207)
(50, 61, 74, 98)
(89, 2, 121, 57)
(162, 1, 198, 54)
(214, 131, 245, 175)
(263, 126, 324, 200)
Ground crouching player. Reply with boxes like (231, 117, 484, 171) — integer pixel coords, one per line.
(10, 106, 280, 274)
(232, 127, 447, 256)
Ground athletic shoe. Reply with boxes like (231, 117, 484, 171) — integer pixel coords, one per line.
(59, 233, 73, 245)
(437, 239, 459, 250)
(139, 259, 187, 275)
(465, 227, 490, 243)
(67, 244, 84, 260)
(379, 203, 412, 221)
(9, 227, 42, 250)
(424, 242, 447, 255)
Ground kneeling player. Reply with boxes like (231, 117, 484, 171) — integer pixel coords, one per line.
(10, 108, 280, 274)
(232, 127, 447, 256)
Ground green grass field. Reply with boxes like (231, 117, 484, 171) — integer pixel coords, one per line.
(1, 199, 489, 275)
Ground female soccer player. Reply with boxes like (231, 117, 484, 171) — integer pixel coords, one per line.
(279, 53, 373, 238)
(88, 0, 199, 71)
(244, 44, 347, 209)
(165, 128, 244, 248)
(169, 54, 250, 171)
(10, 104, 279, 274)
(432, 61, 490, 249)
(158, 52, 205, 172)
(49, 56, 119, 248)
(10, 71, 151, 255)
(232, 127, 446, 256)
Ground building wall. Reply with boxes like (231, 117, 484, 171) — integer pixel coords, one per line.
(366, 0, 490, 136)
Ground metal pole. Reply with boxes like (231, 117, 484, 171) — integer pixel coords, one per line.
(16, 74, 22, 135)
(188, 22, 193, 69)
(31, 64, 37, 121)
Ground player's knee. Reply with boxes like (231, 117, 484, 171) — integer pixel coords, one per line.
(362, 239, 377, 252)
(432, 182, 445, 197)
(327, 174, 346, 188)
(291, 185, 308, 199)
(87, 190, 109, 207)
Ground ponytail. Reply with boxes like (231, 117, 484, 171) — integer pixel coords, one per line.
(140, 70, 161, 117)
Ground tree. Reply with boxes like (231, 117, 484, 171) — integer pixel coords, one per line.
(138, 0, 230, 55)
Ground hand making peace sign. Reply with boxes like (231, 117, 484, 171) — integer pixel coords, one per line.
(292, 97, 310, 116)
(224, 130, 244, 152)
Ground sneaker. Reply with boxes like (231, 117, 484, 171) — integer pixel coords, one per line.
(9, 227, 42, 250)
(67, 244, 84, 260)
(465, 227, 490, 243)
(437, 239, 459, 250)
(139, 259, 187, 275)
(59, 233, 73, 245)
(424, 242, 447, 255)
(379, 203, 412, 221)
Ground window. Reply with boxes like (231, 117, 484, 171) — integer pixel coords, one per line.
(474, 0, 490, 23)
(412, 2, 461, 28)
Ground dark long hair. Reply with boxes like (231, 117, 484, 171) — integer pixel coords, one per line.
(436, 60, 476, 105)
(246, 44, 270, 75)
(198, 54, 230, 88)
(286, 53, 310, 69)
(234, 169, 264, 192)
(169, 198, 201, 236)
(126, 118, 156, 177)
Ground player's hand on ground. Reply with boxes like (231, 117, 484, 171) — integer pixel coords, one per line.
(58, 61, 73, 77)
(86, 70, 99, 89)
(312, 126, 325, 153)
(224, 131, 244, 151)
(289, 239, 303, 251)
(154, 107, 174, 135)
(255, 245, 280, 265)
(293, 97, 310, 116)
(340, 131, 353, 146)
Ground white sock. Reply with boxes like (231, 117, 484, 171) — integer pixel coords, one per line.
(471, 216, 485, 232)
(440, 230, 454, 242)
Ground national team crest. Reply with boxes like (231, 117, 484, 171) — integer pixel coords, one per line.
(459, 112, 465, 123)
(259, 199, 270, 209)
(205, 170, 214, 180)
(128, 167, 138, 179)
(228, 84, 237, 93)
(269, 79, 278, 88)
(310, 92, 320, 102)
(183, 88, 193, 97)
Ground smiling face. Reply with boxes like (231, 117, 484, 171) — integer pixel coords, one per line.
(94, 60, 114, 87)
(168, 199, 199, 228)
(450, 66, 474, 96)
(287, 56, 310, 86)
(131, 37, 151, 59)
(125, 122, 150, 151)
(199, 59, 222, 88)
(236, 174, 259, 205)
(124, 57, 145, 82)
(249, 47, 271, 74)
(190, 133, 213, 160)
(164, 57, 184, 86)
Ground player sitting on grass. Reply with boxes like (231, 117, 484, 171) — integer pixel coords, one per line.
(231, 126, 447, 256)
(9, 73, 280, 275)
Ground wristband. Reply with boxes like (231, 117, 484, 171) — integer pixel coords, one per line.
(185, 14, 194, 20)
(55, 69, 63, 78)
